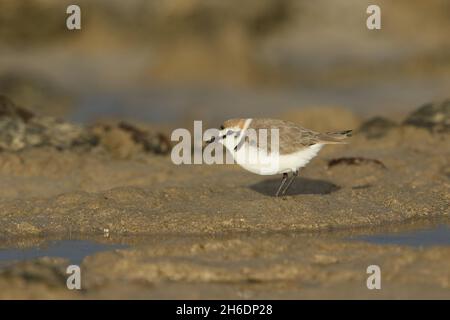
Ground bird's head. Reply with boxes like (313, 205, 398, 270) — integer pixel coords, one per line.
(206, 119, 246, 149)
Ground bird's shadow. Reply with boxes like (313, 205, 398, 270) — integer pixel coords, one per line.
(250, 177, 340, 197)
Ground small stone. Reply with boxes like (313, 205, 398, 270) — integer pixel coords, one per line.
(403, 99, 450, 133)
(358, 116, 397, 139)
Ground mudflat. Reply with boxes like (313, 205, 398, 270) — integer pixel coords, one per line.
(0, 101, 448, 299)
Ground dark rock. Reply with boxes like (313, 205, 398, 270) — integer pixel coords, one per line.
(25, 116, 97, 150)
(0, 95, 96, 151)
(91, 121, 171, 158)
(357, 116, 398, 139)
(0, 95, 34, 121)
(403, 100, 450, 133)
(0, 95, 171, 156)
(118, 122, 171, 155)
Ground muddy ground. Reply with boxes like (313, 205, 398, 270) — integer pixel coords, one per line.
(0, 103, 448, 299)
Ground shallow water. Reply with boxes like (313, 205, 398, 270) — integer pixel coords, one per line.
(356, 225, 450, 247)
(0, 223, 448, 269)
(0, 239, 127, 268)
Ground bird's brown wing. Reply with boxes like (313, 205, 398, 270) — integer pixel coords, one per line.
(246, 119, 322, 154)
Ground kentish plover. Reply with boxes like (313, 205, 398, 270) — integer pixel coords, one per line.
(208, 118, 352, 196)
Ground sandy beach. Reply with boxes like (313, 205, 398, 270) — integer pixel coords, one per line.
(0, 96, 448, 299)
(0, 0, 449, 300)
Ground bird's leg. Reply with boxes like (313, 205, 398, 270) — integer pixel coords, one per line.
(281, 170, 298, 196)
(275, 173, 289, 197)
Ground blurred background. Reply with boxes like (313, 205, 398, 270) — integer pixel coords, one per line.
(0, 0, 449, 128)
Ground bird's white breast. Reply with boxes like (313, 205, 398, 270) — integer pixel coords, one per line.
(233, 143, 323, 175)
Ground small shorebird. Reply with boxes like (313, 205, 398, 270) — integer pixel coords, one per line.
(208, 118, 352, 197)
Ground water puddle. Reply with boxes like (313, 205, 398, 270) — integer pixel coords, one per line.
(0, 223, 448, 269)
(355, 224, 450, 247)
(0, 239, 127, 268)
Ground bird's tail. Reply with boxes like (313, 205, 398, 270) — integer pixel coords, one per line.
(318, 130, 352, 144)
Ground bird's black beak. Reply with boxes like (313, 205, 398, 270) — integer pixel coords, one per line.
(206, 134, 227, 145)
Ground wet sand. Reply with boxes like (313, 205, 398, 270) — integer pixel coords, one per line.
(0, 226, 449, 299)
(0, 106, 448, 299)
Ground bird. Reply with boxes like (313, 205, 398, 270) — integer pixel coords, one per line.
(207, 118, 352, 197)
